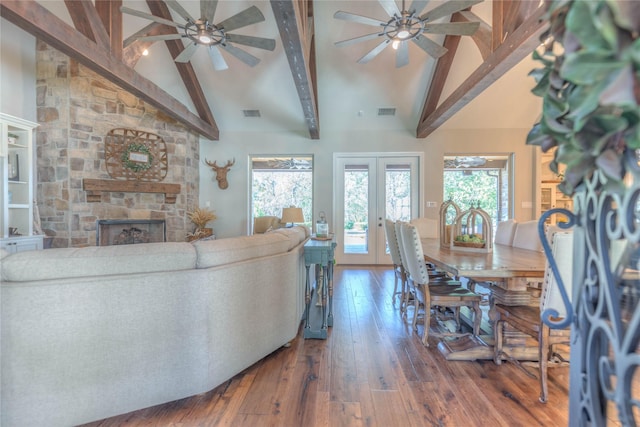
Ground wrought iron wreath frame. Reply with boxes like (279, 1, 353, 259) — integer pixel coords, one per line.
(538, 148, 640, 426)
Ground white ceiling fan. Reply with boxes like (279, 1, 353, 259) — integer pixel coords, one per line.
(334, 0, 483, 67)
(121, 0, 275, 70)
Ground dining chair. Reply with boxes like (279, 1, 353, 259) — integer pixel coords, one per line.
(493, 230, 573, 403)
(384, 219, 406, 309)
(469, 218, 518, 293)
(494, 219, 518, 246)
(511, 220, 543, 251)
(410, 217, 438, 239)
(399, 222, 482, 346)
(394, 220, 455, 320)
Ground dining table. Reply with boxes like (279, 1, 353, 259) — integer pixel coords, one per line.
(420, 238, 548, 361)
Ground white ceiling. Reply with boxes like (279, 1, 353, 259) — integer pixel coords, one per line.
(37, 0, 542, 138)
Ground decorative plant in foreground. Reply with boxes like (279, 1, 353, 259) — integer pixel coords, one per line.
(526, 0, 640, 195)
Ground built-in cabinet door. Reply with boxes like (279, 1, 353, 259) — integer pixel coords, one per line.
(334, 154, 420, 265)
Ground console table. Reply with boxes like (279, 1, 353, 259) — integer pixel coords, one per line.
(303, 236, 337, 339)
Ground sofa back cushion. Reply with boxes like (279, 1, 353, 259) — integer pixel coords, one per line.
(1, 242, 197, 282)
(267, 226, 309, 250)
(194, 232, 291, 269)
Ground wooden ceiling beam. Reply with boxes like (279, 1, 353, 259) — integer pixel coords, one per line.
(417, 33, 462, 127)
(416, 5, 547, 139)
(270, 0, 320, 140)
(146, 0, 218, 135)
(95, 0, 123, 60)
(122, 23, 171, 68)
(63, 0, 111, 51)
(0, 0, 219, 140)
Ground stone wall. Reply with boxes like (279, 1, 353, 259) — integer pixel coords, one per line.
(36, 42, 199, 248)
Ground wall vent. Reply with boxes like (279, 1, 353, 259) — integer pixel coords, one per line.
(242, 109, 261, 118)
(377, 107, 396, 116)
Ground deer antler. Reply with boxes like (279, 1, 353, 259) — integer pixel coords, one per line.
(205, 158, 218, 169)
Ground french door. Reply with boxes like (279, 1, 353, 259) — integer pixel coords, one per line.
(334, 154, 421, 265)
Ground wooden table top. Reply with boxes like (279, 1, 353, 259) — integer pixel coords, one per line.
(421, 238, 547, 280)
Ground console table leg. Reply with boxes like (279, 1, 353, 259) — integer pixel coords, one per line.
(321, 264, 328, 330)
(327, 261, 334, 327)
(304, 264, 311, 331)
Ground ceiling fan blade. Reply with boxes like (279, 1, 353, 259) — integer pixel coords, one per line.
(136, 34, 185, 43)
(335, 32, 383, 47)
(334, 11, 387, 28)
(396, 41, 409, 68)
(208, 45, 228, 70)
(217, 6, 265, 33)
(409, 0, 430, 15)
(412, 36, 448, 58)
(357, 39, 391, 64)
(200, 0, 218, 24)
(226, 34, 276, 51)
(220, 43, 260, 67)
(420, 0, 483, 22)
(164, 0, 195, 23)
(174, 41, 199, 63)
(378, 0, 401, 17)
(424, 21, 480, 36)
(120, 7, 184, 29)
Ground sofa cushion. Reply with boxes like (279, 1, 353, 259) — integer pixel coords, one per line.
(194, 233, 291, 269)
(268, 226, 308, 250)
(1, 242, 197, 282)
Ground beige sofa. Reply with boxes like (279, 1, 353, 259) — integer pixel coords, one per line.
(0, 226, 309, 427)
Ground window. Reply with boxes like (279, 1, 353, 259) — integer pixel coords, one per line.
(250, 156, 313, 230)
(443, 155, 511, 230)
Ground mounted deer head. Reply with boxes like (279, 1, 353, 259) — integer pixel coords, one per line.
(205, 158, 235, 190)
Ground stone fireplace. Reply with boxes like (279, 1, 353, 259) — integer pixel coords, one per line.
(35, 42, 200, 248)
(97, 219, 166, 246)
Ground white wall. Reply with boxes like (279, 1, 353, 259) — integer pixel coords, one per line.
(199, 127, 538, 239)
(0, 18, 36, 121)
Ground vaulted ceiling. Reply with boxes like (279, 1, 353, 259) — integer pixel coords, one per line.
(0, 0, 548, 141)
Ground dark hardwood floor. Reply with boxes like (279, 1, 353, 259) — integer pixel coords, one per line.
(83, 266, 571, 427)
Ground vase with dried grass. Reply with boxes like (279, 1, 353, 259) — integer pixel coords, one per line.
(187, 207, 217, 241)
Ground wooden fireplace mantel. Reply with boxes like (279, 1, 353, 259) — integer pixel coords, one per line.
(83, 179, 181, 204)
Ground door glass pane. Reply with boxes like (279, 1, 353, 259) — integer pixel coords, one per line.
(344, 164, 368, 254)
(386, 163, 412, 221)
(385, 163, 412, 254)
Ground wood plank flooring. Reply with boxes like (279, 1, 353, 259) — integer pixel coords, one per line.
(82, 266, 570, 427)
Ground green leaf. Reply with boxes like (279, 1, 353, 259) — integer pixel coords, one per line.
(599, 64, 637, 107)
(561, 50, 625, 85)
(595, 148, 624, 180)
(565, 0, 612, 51)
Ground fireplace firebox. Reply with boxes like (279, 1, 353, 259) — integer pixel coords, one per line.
(97, 220, 166, 246)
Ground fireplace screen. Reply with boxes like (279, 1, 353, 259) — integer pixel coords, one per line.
(97, 220, 166, 246)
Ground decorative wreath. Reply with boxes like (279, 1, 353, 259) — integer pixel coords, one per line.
(121, 143, 153, 172)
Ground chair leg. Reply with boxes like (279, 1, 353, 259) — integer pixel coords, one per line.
(421, 287, 431, 347)
(538, 325, 550, 403)
(392, 268, 399, 305)
(472, 301, 481, 337)
(494, 318, 504, 365)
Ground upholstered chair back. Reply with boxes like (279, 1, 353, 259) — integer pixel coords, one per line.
(399, 222, 430, 286)
(394, 221, 408, 273)
(540, 231, 573, 317)
(512, 220, 543, 251)
(384, 219, 402, 266)
(494, 219, 517, 246)
(410, 217, 439, 239)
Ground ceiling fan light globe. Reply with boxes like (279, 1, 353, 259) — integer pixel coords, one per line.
(198, 34, 212, 44)
(397, 29, 410, 39)
(392, 40, 400, 50)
